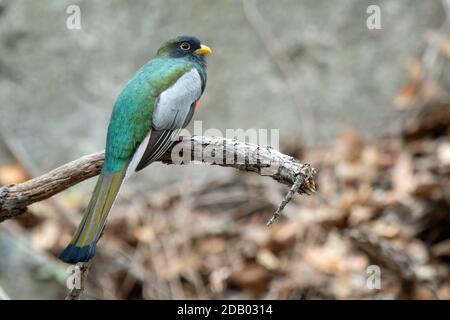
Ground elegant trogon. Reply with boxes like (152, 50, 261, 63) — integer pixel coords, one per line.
(59, 35, 211, 263)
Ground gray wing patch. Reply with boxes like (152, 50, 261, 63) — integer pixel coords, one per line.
(151, 69, 202, 130)
(135, 130, 174, 171)
(182, 102, 196, 127)
(134, 69, 201, 172)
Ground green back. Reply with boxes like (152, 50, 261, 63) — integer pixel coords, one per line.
(104, 58, 204, 172)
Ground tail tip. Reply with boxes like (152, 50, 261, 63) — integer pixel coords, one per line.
(59, 243, 97, 264)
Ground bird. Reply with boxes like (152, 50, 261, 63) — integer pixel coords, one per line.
(59, 35, 211, 263)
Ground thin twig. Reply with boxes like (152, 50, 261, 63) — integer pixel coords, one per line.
(267, 174, 303, 226)
(267, 163, 316, 226)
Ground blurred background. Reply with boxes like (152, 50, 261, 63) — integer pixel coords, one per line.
(0, 0, 450, 299)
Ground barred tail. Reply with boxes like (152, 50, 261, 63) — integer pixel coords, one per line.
(59, 168, 127, 263)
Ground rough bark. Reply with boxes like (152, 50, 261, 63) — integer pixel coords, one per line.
(0, 136, 316, 222)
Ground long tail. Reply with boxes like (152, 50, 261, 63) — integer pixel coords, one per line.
(59, 167, 127, 263)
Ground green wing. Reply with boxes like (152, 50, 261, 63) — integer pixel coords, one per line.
(104, 58, 194, 172)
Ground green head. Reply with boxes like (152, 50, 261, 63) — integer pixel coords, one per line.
(156, 35, 212, 64)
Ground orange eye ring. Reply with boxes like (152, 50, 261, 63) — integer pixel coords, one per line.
(180, 42, 191, 51)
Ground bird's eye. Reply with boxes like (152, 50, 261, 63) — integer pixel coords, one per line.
(180, 42, 191, 51)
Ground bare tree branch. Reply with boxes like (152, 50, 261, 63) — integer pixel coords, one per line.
(0, 136, 316, 222)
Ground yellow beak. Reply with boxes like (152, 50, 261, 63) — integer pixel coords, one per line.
(194, 44, 212, 55)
